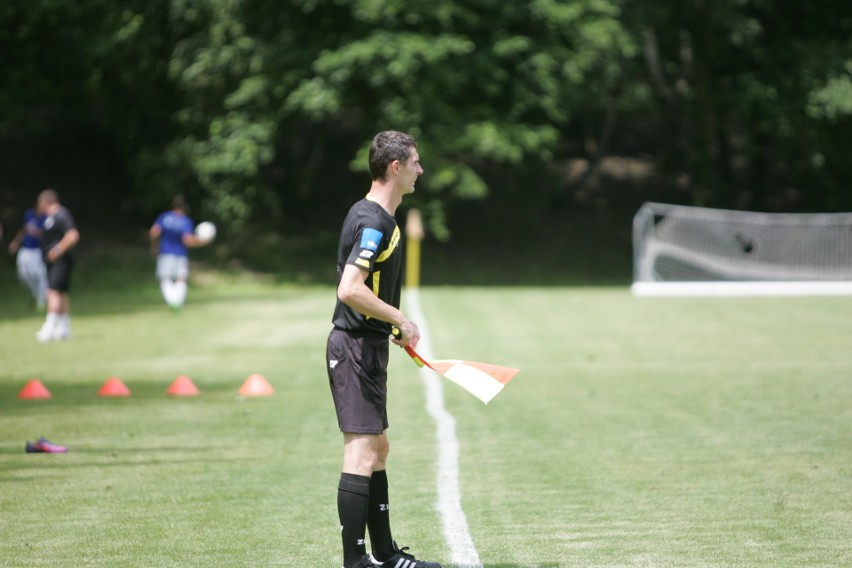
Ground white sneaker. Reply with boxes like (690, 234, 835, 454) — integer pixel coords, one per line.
(35, 323, 62, 343)
(35, 327, 57, 343)
(57, 319, 70, 340)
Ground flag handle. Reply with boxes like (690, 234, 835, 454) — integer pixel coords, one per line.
(403, 345, 434, 370)
(391, 327, 433, 370)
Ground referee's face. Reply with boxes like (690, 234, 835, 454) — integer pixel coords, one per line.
(397, 148, 423, 195)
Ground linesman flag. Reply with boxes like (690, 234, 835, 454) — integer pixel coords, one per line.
(403, 344, 519, 404)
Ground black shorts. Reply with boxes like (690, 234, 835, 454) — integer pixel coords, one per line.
(326, 328, 389, 434)
(46, 259, 74, 292)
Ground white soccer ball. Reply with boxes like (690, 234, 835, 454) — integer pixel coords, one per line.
(195, 221, 216, 243)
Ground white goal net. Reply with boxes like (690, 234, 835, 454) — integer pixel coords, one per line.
(631, 202, 852, 296)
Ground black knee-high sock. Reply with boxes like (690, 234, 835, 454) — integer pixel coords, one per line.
(338, 473, 371, 568)
(367, 469, 395, 561)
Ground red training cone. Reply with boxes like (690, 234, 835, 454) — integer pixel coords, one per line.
(98, 376, 131, 398)
(239, 374, 274, 397)
(166, 375, 200, 397)
(18, 378, 52, 400)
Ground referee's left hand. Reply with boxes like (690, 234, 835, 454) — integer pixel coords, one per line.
(391, 320, 420, 349)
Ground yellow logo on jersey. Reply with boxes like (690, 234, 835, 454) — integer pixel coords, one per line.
(375, 226, 400, 263)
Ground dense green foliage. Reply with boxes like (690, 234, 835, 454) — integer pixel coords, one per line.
(1, 1, 850, 233)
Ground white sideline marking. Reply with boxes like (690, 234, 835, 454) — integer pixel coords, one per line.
(405, 289, 483, 568)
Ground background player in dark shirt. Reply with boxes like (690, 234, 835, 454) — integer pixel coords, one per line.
(35, 189, 80, 342)
(326, 131, 441, 568)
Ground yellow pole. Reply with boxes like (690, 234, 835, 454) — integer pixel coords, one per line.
(405, 209, 424, 289)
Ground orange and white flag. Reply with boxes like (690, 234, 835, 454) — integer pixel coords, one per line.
(404, 345, 518, 404)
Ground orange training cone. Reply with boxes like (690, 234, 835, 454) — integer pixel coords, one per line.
(98, 376, 131, 397)
(239, 374, 274, 397)
(18, 378, 52, 400)
(166, 375, 200, 397)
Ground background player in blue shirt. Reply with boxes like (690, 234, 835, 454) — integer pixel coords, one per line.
(148, 195, 211, 310)
(8, 205, 48, 311)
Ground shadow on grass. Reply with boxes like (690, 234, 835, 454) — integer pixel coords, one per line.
(0, 449, 238, 476)
(1, 257, 327, 323)
(0, 213, 634, 322)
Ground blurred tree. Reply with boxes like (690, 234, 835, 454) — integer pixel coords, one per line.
(1, 0, 851, 235)
(625, 0, 852, 210)
(88, 0, 639, 235)
(278, 0, 639, 237)
(0, 1, 109, 129)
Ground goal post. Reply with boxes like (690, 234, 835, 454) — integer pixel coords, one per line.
(631, 202, 852, 296)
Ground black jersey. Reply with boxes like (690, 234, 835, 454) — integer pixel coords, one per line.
(42, 206, 77, 263)
(332, 197, 402, 336)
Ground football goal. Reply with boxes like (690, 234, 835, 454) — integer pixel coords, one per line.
(631, 202, 852, 296)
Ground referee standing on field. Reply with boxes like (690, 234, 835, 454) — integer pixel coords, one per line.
(326, 131, 441, 568)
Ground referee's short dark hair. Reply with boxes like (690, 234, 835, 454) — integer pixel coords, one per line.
(369, 131, 417, 181)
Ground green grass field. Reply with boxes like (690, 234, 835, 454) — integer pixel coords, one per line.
(1, 269, 851, 567)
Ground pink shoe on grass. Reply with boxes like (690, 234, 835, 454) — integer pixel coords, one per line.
(25, 436, 68, 453)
